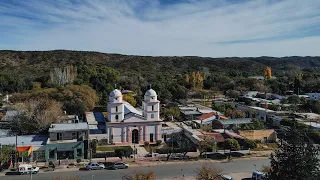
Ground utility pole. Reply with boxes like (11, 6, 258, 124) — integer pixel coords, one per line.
(15, 134, 18, 169)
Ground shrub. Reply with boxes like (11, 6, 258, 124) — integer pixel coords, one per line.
(155, 140, 162, 146)
(92, 152, 116, 158)
(76, 159, 81, 163)
(243, 139, 257, 149)
(114, 146, 133, 158)
(224, 138, 240, 151)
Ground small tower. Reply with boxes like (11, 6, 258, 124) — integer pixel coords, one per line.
(142, 89, 160, 120)
(107, 89, 124, 122)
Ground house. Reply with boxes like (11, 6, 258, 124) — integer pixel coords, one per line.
(46, 122, 89, 162)
(238, 129, 277, 143)
(0, 135, 49, 162)
(212, 118, 252, 129)
(106, 89, 163, 145)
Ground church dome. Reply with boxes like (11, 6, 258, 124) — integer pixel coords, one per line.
(145, 89, 157, 97)
(109, 89, 122, 97)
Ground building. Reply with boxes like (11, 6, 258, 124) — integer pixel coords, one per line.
(46, 122, 89, 162)
(307, 93, 320, 100)
(106, 89, 162, 145)
(238, 129, 277, 142)
(212, 118, 252, 129)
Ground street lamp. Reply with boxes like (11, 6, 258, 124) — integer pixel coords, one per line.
(22, 142, 24, 163)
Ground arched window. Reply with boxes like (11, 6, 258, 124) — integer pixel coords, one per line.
(152, 105, 154, 111)
(116, 106, 118, 112)
(115, 115, 119, 121)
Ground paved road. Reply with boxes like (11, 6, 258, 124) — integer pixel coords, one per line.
(1, 159, 269, 180)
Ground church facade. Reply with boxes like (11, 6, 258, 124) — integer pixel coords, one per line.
(106, 89, 163, 145)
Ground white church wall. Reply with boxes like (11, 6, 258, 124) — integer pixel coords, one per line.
(113, 127, 122, 143)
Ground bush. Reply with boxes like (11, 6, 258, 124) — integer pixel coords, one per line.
(243, 139, 257, 149)
(155, 140, 162, 146)
(76, 159, 81, 163)
(114, 146, 133, 158)
(92, 152, 116, 158)
(224, 138, 240, 151)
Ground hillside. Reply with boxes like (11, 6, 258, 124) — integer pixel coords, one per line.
(1, 50, 320, 78)
(0, 50, 319, 103)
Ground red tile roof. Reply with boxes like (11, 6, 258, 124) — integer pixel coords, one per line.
(197, 112, 216, 120)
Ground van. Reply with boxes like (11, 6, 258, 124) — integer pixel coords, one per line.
(18, 164, 39, 175)
(252, 170, 265, 180)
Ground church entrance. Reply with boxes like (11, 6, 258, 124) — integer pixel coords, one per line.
(132, 129, 139, 144)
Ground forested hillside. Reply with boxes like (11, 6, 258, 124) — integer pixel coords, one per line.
(0, 50, 319, 105)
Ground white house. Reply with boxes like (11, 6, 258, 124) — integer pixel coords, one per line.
(106, 89, 162, 145)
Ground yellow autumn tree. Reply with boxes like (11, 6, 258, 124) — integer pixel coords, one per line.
(195, 71, 204, 89)
(264, 66, 272, 79)
(185, 73, 190, 85)
(190, 72, 196, 89)
(123, 94, 137, 107)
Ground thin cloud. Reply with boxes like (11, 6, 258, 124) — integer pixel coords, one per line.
(1, 0, 320, 57)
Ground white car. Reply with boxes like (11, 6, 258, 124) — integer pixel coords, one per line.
(86, 162, 105, 170)
(18, 164, 39, 175)
(252, 170, 265, 180)
(220, 175, 234, 180)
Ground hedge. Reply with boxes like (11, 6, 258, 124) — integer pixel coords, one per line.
(92, 152, 116, 158)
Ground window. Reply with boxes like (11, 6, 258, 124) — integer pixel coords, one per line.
(57, 133, 62, 140)
(150, 133, 154, 142)
(151, 114, 154, 119)
(116, 106, 118, 112)
(72, 133, 76, 139)
(115, 115, 119, 121)
(152, 105, 154, 111)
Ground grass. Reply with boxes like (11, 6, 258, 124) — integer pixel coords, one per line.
(96, 146, 131, 152)
(252, 143, 279, 151)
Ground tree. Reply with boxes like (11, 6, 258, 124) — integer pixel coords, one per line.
(185, 73, 190, 85)
(243, 139, 257, 149)
(190, 72, 197, 89)
(195, 72, 204, 89)
(266, 121, 320, 180)
(198, 137, 215, 156)
(12, 98, 64, 134)
(123, 94, 137, 106)
(240, 119, 264, 130)
(0, 145, 13, 165)
(264, 66, 272, 79)
(162, 107, 180, 121)
(224, 109, 245, 119)
(224, 138, 240, 151)
(196, 164, 223, 180)
(122, 171, 156, 180)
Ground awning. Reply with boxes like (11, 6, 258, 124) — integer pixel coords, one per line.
(17, 146, 33, 155)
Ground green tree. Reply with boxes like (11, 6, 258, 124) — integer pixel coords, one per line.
(198, 137, 215, 156)
(162, 107, 180, 121)
(224, 138, 240, 151)
(266, 121, 320, 180)
(0, 145, 13, 165)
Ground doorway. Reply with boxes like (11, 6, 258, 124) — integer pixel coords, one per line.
(132, 129, 139, 144)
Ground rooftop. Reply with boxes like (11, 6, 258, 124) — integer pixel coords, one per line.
(217, 118, 252, 125)
(0, 135, 48, 146)
(49, 123, 89, 132)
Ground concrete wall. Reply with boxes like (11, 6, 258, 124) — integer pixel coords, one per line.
(239, 129, 277, 142)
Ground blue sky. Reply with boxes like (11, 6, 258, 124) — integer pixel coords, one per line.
(1, 0, 320, 57)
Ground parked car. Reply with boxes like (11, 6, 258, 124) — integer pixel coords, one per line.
(220, 175, 234, 180)
(108, 162, 129, 169)
(86, 162, 105, 170)
(18, 164, 39, 175)
(252, 170, 265, 180)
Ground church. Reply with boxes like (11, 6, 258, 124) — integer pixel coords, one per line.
(106, 88, 163, 145)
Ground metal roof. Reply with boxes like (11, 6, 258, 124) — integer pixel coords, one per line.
(0, 135, 48, 146)
(93, 112, 105, 123)
(124, 101, 142, 116)
(217, 118, 252, 125)
(181, 110, 202, 115)
(49, 123, 89, 132)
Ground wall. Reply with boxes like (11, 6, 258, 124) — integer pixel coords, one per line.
(50, 130, 87, 141)
(239, 129, 277, 142)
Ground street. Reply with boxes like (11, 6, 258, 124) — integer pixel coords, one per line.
(1, 159, 269, 180)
